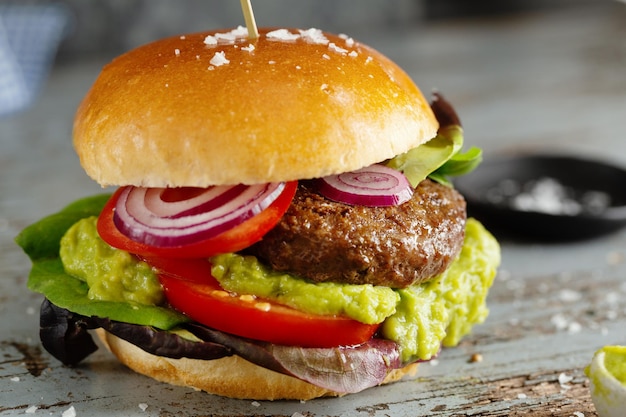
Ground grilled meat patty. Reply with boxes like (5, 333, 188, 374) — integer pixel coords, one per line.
(247, 179, 467, 288)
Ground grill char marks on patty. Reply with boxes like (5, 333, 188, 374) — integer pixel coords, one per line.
(247, 179, 467, 288)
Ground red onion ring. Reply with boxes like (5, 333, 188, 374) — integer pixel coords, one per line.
(314, 164, 414, 207)
(113, 183, 286, 247)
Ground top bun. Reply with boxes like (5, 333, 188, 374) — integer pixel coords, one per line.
(74, 27, 438, 187)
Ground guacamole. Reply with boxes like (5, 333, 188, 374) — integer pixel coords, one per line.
(604, 346, 626, 385)
(381, 218, 500, 362)
(211, 253, 400, 324)
(58, 215, 500, 363)
(60, 217, 164, 306)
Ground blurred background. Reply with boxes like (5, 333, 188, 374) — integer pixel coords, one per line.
(0, 0, 606, 117)
(48, 0, 595, 60)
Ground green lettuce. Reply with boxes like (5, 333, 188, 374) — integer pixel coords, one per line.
(386, 125, 482, 188)
(15, 195, 188, 330)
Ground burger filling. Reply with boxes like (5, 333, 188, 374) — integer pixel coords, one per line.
(20, 191, 498, 367)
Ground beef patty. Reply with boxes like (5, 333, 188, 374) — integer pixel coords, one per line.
(247, 179, 467, 288)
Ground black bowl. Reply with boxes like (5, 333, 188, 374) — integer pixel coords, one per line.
(453, 154, 626, 241)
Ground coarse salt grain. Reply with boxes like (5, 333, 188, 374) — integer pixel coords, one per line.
(203, 35, 218, 46)
(322, 54, 330, 60)
(204, 26, 249, 45)
(551, 313, 569, 330)
(517, 393, 527, 399)
(138, 403, 148, 411)
(62, 405, 76, 417)
(266, 29, 299, 41)
(567, 321, 582, 334)
(25, 405, 38, 414)
(607, 292, 620, 305)
(558, 289, 582, 302)
(180, 35, 186, 40)
(10, 376, 19, 382)
(215, 26, 248, 42)
(241, 44, 255, 52)
(251, 401, 261, 407)
(174, 49, 180, 56)
(558, 372, 574, 388)
(299, 28, 329, 45)
(339, 33, 355, 46)
(328, 42, 348, 55)
(210, 51, 230, 67)
(348, 51, 358, 58)
(572, 412, 585, 417)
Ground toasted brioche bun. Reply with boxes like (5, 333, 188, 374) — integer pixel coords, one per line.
(96, 329, 418, 401)
(74, 27, 438, 187)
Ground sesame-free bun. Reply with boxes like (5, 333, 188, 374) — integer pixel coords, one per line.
(74, 27, 438, 187)
(96, 329, 419, 401)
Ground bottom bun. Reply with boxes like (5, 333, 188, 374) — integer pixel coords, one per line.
(96, 329, 418, 400)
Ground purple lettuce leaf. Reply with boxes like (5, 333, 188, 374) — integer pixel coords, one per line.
(41, 299, 406, 393)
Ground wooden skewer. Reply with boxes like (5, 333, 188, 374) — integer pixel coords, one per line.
(239, 0, 259, 40)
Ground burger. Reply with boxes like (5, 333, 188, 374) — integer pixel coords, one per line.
(16, 26, 500, 400)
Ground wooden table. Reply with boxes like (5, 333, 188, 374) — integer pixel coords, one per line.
(2, 3, 625, 416)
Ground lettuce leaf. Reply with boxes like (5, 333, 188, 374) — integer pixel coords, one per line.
(385, 93, 482, 187)
(385, 126, 463, 187)
(186, 323, 403, 394)
(15, 194, 112, 261)
(15, 195, 188, 330)
(41, 299, 406, 394)
(430, 142, 483, 187)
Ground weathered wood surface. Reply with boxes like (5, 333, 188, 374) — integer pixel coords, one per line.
(2, 3, 626, 416)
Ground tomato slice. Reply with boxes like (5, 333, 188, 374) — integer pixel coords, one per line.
(149, 256, 380, 348)
(97, 181, 297, 258)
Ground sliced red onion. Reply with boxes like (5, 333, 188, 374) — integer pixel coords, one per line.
(314, 164, 414, 207)
(113, 183, 286, 247)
